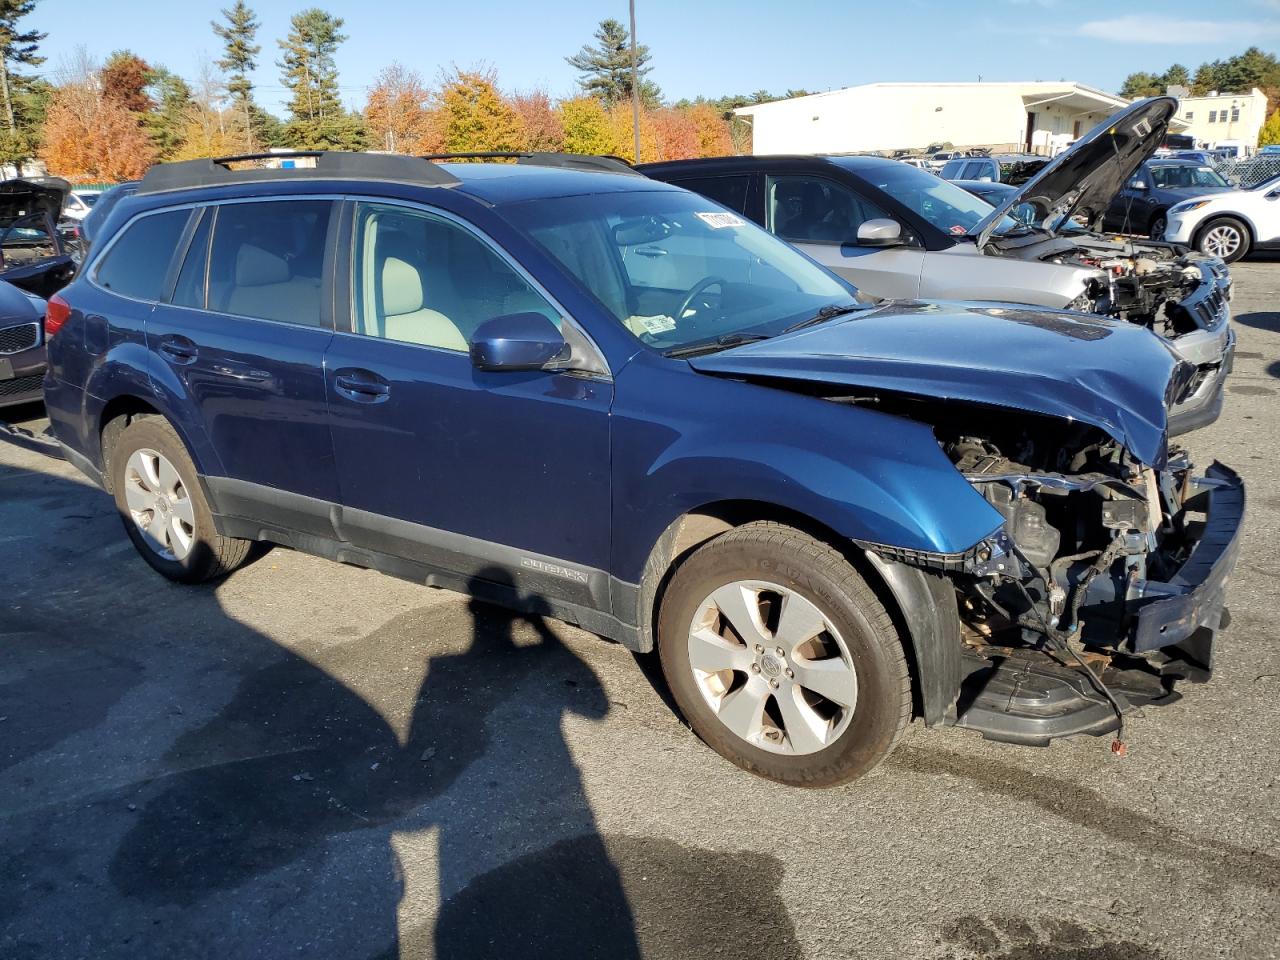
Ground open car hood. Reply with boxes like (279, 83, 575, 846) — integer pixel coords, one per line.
(0, 176, 70, 225)
(973, 97, 1177, 248)
(687, 300, 1185, 467)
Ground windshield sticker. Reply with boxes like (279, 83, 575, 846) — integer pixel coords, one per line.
(695, 211, 746, 229)
(635, 314, 677, 334)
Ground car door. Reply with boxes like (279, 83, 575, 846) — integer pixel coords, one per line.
(322, 199, 613, 607)
(1104, 165, 1152, 233)
(145, 198, 342, 535)
(763, 173, 924, 299)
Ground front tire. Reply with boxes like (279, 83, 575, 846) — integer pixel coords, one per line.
(1196, 216, 1250, 263)
(1148, 214, 1168, 241)
(657, 521, 911, 787)
(109, 416, 250, 583)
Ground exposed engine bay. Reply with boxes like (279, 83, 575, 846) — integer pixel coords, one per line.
(987, 231, 1229, 340)
(848, 398, 1243, 748)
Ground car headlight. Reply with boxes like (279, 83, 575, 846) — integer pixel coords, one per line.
(1169, 199, 1211, 215)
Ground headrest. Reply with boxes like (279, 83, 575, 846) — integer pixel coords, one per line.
(381, 256, 424, 316)
(235, 244, 290, 287)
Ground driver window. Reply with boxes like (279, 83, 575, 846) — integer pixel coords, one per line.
(765, 175, 889, 243)
(352, 202, 558, 351)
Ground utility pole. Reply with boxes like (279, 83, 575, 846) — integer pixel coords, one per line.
(629, 0, 641, 162)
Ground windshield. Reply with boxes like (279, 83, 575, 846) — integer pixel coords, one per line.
(503, 190, 857, 352)
(840, 160, 1022, 237)
(1150, 165, 1229, 188)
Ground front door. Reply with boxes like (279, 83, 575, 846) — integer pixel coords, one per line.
(322, 200, 613, 607)
(146, 199, 341, 534)
(763, 173, 925, 299)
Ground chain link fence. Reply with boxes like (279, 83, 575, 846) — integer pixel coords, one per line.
(1215, 155, 1280, 188)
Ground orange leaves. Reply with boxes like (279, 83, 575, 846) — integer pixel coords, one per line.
(39, 83, 156, 182)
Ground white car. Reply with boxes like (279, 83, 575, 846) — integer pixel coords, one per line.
(60, 189, 103, 221)
(1164, 174, 1280, 263)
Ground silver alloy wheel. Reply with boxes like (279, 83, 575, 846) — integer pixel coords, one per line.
(687, 580, 857, 755)
(1202, 224, 1243, 259)
(123, 448, 196, 561)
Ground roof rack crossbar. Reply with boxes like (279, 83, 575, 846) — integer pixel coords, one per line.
(136, 150, 461, 195)
(421, 151, 642, 176)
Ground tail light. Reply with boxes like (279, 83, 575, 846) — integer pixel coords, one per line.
(45, 294, 71, 338)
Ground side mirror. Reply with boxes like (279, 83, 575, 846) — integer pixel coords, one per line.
(856, 218, 903, 247)
(1128, 179, 1148, 191)
(470, 312, 570, 372)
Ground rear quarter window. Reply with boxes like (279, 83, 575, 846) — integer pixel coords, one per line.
(94, 209, 191, 301)
(670, 175, 752, 215)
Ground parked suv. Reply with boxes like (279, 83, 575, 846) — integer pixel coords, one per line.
(1100, 158, 1234, 239)
(45, 151, 1243, 786)
(938, 153, 1047, 186)
(639, 98, 1235, 435)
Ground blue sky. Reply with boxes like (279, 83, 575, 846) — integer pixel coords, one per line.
(33, 0, 1280, 114)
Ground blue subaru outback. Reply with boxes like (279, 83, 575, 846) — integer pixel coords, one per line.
(44, 151, 1244, 785)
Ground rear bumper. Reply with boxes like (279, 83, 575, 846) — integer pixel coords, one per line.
(1130, 461, 1244, 655)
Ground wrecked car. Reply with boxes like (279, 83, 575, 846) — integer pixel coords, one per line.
(638, 97, 1234, 436)
(46, 151, 1243, 787)
(0, 177, 80, 408)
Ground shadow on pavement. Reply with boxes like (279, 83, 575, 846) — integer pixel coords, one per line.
(0, 434, 802, 959)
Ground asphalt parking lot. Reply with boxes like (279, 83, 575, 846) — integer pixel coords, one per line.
(2, 258, 1279, 960)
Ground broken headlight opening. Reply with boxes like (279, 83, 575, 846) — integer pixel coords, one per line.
(860, 402, 1243, 752)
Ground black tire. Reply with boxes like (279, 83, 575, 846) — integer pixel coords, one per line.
(657, 521, 911, 787)
(1195, 215, 1251, 263)
(109, 416, 250, 583)
(1148, 213, 1168, 241)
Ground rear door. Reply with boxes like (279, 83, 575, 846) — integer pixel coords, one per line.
(763, 173, 924, 299)
(322, 199, 613, 606)
(145, 198, 341, 534)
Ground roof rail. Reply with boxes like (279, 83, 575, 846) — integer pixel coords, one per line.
(421, 151, 642, 177)
(137, 150, 460, 195)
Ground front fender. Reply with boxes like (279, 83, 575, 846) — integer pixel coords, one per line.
(610, 356, 1002, 585)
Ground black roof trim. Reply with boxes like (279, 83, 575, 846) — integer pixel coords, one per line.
(137, 151, 461, 195)
(422, 152, 642, 177)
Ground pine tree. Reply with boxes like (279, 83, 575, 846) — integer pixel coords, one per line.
(565, 18, 660, 107)
(0, 0, 44, 166)
(212, 0, 260, 147)
(278, 8, 346, 126)
(144, 67, 193, 159)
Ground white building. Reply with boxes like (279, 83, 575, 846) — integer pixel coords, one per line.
(1171, 87, 1268, 152)
(734, 81, 1133, 156)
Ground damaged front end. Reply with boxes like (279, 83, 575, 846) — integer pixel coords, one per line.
(876, 411, 1244, 746)
(988, 230, 1235, 434)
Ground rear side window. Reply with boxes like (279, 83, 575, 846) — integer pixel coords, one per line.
(671, 176, 751, 215)
(94, 209, 191, 301)
(206, 200, 333, 326)
(940, 159, 966, 179)
(171, 209, 211, 309)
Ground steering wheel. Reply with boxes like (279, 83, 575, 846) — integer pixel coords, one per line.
(674, 276, 727, 325)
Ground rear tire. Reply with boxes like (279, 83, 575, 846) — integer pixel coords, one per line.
(109, 416, 250, 583)
(1195, 216, 1250, 263)
(657, 521, 911, 787)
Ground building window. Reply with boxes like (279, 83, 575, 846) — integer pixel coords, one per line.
(1208, 110, 1217, 123)
(1185, 111, 1193, 120)
(1231, 107, 1240, 122)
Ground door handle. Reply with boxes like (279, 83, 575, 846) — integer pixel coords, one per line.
(157, 336, 197, 364)
(334, 369, 391, 403)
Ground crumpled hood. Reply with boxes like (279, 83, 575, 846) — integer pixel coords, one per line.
(688, 300, 1183, 467)
(975, 97, 1177, 247)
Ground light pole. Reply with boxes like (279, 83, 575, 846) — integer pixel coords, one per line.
(630, 0, 641, 162)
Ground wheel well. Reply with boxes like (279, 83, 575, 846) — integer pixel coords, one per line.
(638, 500, 924, 715)
(1196, 213, 1255, 244)
(98, 395, 161, 492)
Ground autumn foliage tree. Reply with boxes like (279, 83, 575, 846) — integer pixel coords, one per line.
(509, 90, 563, 152)
(100, 51, 154, 113)
(438, 68, 525, 153)
(557, 96, 613, 156)
(39, 80, 156, 181)
(364, 63, 441, 154)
